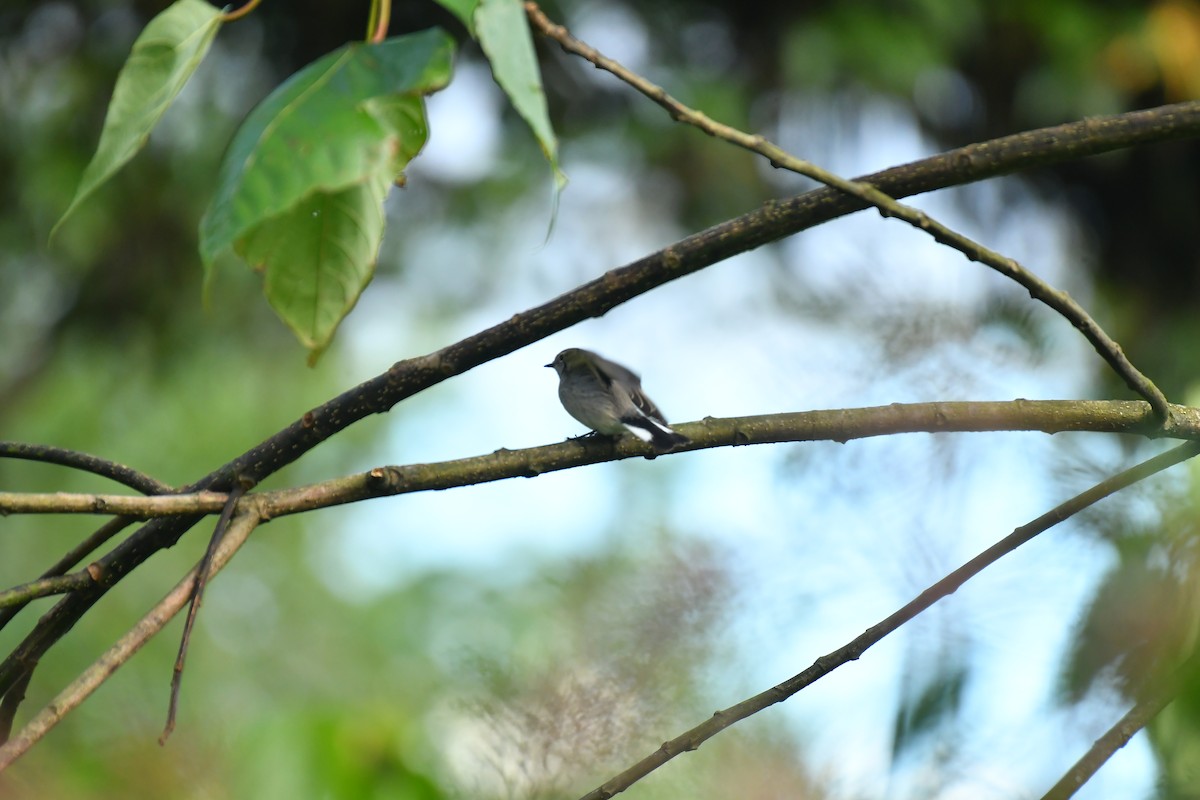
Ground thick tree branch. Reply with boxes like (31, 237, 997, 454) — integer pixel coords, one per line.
(4, 101, 1200, 717)
(579, 440, 1200, 799)
(0, 670, 30, 746)
(525, 2, 1170, 421)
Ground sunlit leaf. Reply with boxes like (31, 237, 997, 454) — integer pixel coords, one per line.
(52, 0, 223, 238)
(199, 29, 453, 356)
(235, 170, 391, 363)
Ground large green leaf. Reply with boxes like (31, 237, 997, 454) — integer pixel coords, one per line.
(199, 29, 454, 357)
(474, 0, 564, 186)
(53, 0, 223, 238)
(236, 170, 393, 364)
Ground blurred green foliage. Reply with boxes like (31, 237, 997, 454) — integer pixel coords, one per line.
(4, 0, 1200, 797)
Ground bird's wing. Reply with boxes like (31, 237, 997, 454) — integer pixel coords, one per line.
(625, 384, 668, 424)
(589, 352, 642, 387)
(590, 354, 670, 424)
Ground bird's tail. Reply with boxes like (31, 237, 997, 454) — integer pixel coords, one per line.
(622, 414, 690, 453)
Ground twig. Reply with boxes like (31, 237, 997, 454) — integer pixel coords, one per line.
(367, 0, 390, 43)
(524, 2, 1171, 423)
(161, 482, 249, 743)
(0, 573, 94, 610)
(0, 490, 230, 516)
(0, 501, 262, 770)
(578, 441, 1200, 799)
(38, 517, 133, 575)
(0, 442, 172, 495)
(1038, 645, 1200, 799)
(4, 101, 1200, 725)
(0, 518, 134, 635)
(220, 0, 262, 23)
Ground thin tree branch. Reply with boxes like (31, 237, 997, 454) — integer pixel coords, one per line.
(161, 482, 249, 743)
(578, 441, 1200, 799)
(367, 0, 390, 44)
(0, 442, 172, 496)
(220, 0, 262, 23)
(0, 400, 1194, 521)
(1039, 645, 1200, 799)
(258, 399, 1195, 516)
(38, 517, 133, 575)
(524, 2, 1170, 422)
(0, 491, 229, 516)
(0, 573, 94, 610)
(0, 501, 262, 771)
(0, 518, 134, 634)
(4, 100, 1200, 718)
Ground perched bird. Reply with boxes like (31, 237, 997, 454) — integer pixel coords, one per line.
(546, 348, 690, 452)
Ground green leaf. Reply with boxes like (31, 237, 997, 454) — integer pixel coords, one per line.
(431, 0, 481, 36)
(199, 29, 454, 357)
(52, 0, 222, 238)
(474, 0, 565, 187)
(236, 170, 392, 364)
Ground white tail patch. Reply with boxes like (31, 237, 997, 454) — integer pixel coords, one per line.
(622, 422, 656, 443)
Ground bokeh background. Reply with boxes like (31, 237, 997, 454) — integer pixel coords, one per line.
(3, 1, 1200, 797)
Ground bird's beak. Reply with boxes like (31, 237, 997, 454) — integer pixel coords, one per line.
(544, 363, 554, 369)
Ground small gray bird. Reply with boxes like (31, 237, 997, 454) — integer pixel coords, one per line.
(546, 348, 690, 452)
